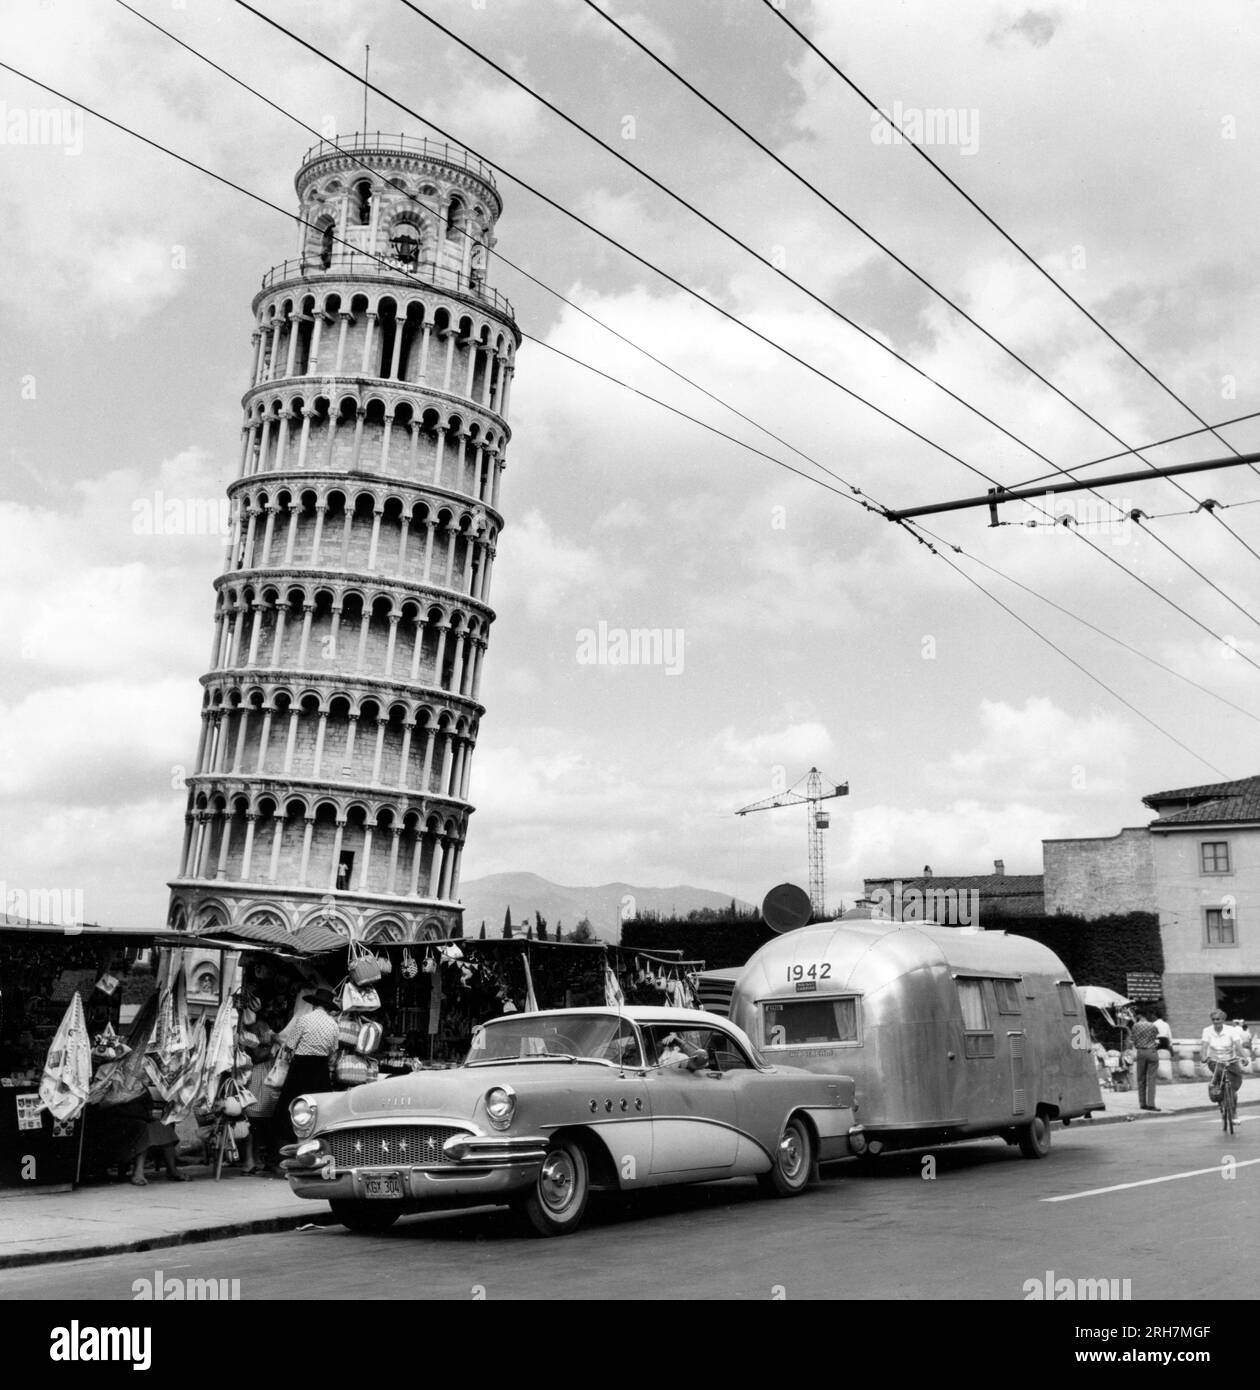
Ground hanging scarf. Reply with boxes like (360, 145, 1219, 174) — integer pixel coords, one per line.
(39, 992, 92, 1122)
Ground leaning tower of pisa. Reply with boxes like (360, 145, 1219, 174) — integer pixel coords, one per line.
(167, 134, 519, 944)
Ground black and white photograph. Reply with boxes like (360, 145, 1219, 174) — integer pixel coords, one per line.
(0, 0, 1255, 1348)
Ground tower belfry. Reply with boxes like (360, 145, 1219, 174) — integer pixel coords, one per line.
(169, 134, 520, 943)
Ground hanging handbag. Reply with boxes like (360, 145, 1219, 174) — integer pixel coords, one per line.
(339, 980, 381, 1013)
(334, 1051, 379, 1086)
(353, 1019, 383, 1057)
(265, 1045, 293, 1090)
(347, 940, 382, 986)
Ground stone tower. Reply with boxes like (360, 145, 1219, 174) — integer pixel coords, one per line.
(168, 134, 518, 943)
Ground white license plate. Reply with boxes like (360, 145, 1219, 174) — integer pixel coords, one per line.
(363, 1173, 403, 1200)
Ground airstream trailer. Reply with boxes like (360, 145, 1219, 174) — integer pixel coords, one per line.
(726, 914, 1103, 1158)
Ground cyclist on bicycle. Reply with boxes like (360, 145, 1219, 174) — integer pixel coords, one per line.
(1201, 1009, 1246, 1102)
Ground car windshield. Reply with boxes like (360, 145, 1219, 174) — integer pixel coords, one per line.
(465, 1014, 643, 1067)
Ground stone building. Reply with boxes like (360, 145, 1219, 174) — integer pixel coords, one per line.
(167, 134, 520, 944)
(1044, 776, 1260, 1030)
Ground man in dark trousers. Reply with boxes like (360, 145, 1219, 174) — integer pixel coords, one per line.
(1131, 1008, 1162, 1112)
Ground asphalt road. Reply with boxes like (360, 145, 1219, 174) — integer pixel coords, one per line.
(2, 1111, 1253, 1301)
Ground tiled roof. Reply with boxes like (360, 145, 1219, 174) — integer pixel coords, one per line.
(1143, 775, 1260, 811)
(864, 874, 1043, 895)
(1151, 791, 1260, 826)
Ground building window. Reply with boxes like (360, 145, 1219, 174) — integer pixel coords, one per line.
(1201, 841, 1231, 874)
(1205, 907, 1237, 947)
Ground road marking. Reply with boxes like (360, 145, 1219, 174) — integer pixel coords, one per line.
(1043, 1157, 1260, 1202)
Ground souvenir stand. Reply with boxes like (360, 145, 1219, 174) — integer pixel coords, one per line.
(0, 920, 161, 1190)
(182, 922, 706, 1093)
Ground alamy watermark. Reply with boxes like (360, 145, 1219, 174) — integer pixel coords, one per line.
(1018, 493, 1136, 545)
(1, 102, 84, 156)
(871, 101, 980, 157)
(867, 881, 978, 925)
(1023, 1270, 1132, 1300)
(132, 492, 232, 536)
(576, 620, 685, 676)
(133, 1268, 241, 1300)
(1, 882, 84, 933)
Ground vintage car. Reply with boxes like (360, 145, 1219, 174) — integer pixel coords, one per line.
(282, 1005, 863, 1236)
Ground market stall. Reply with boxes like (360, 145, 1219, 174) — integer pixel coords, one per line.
(0, 922, 161, 1190)
(188, 927, 705, 1086)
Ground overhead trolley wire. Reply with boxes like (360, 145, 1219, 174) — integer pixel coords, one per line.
(214, 6, 1260, 656)
(113, 0, 870, 506)
(581, 0, 1260, 506)
(579, 0, 1260, 607)
(389, 0, 1260, 632)
(4, 56, 1242, 773)
(760, 0, 1260, 502)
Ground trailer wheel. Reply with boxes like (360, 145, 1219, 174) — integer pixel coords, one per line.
(1017, 1113, 1052, 1159)
(758, 1116, 815, 1197)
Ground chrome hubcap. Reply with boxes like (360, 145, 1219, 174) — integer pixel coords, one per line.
(540, 1152, 576, 1212)
(780, 1128, 804, 1179)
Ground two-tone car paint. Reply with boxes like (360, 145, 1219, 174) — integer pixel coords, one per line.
(283, 1006, 861, 1233)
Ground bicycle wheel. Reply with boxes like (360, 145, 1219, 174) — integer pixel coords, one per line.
(1222, 1083, 1236, 1135)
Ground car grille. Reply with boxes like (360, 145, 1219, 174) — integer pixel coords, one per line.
(328, 1125, 469, 1170)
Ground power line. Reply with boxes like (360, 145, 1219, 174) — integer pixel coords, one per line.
(1010, 410, 1260, 488)
(399, 0, 1118, 499)
(392, 0, 1260, 631)
(579, 0, 1260, 551)
(229, 1, 1007, 498)
(918, 530, 1260, 727)
(233, 0, 1260, 655)
(921, 546, 1228, 777)
(760, 0, 1260, 490)
(5, 59, 1240, 773)
(113, 0, 871, 508)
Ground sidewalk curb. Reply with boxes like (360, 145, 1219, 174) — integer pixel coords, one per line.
(0, 1209, 339, 1273)
(1064, 1098, 1259, 1128)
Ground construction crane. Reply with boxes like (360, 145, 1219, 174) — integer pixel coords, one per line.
(736, 768, 849, 918)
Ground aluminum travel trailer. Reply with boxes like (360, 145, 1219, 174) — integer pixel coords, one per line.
(727, 914, 1103, 1158)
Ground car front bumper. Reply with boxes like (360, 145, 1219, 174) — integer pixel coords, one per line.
(283, 1131, 550, 1204)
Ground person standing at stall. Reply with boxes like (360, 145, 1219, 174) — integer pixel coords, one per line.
(273, 988, 339, 1153)
(1131, 1009, 1162, 1112)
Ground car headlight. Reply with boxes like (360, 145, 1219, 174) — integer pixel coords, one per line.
(290, 1096, 317, 1137)
(485, 1085, 516, 1130)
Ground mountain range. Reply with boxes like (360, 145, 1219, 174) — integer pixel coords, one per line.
(456, 871, 751, 943)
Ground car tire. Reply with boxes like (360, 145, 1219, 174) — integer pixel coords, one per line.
(518, 1137, 590, 1236)
(329, 1199, 402, 1233)
(1017, 1113, 1052, 1160)
(757, 1116, 815, 1197)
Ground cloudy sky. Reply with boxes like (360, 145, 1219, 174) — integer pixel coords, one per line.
(3, 0, 1260, 929)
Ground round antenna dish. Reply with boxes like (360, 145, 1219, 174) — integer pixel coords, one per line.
(761, 883, 812, 934)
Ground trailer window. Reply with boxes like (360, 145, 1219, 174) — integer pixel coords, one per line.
(993, 980, 1022, 1015)
(1057, 982, 1079, 1015)
(957, 979, 989, 1031)
(763, 998, 859, 1046)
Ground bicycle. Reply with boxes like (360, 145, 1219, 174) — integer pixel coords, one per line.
(1210, 1059, 1238, 1135)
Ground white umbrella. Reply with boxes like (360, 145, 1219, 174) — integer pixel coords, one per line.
(1078, 985, 1132, 1010)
